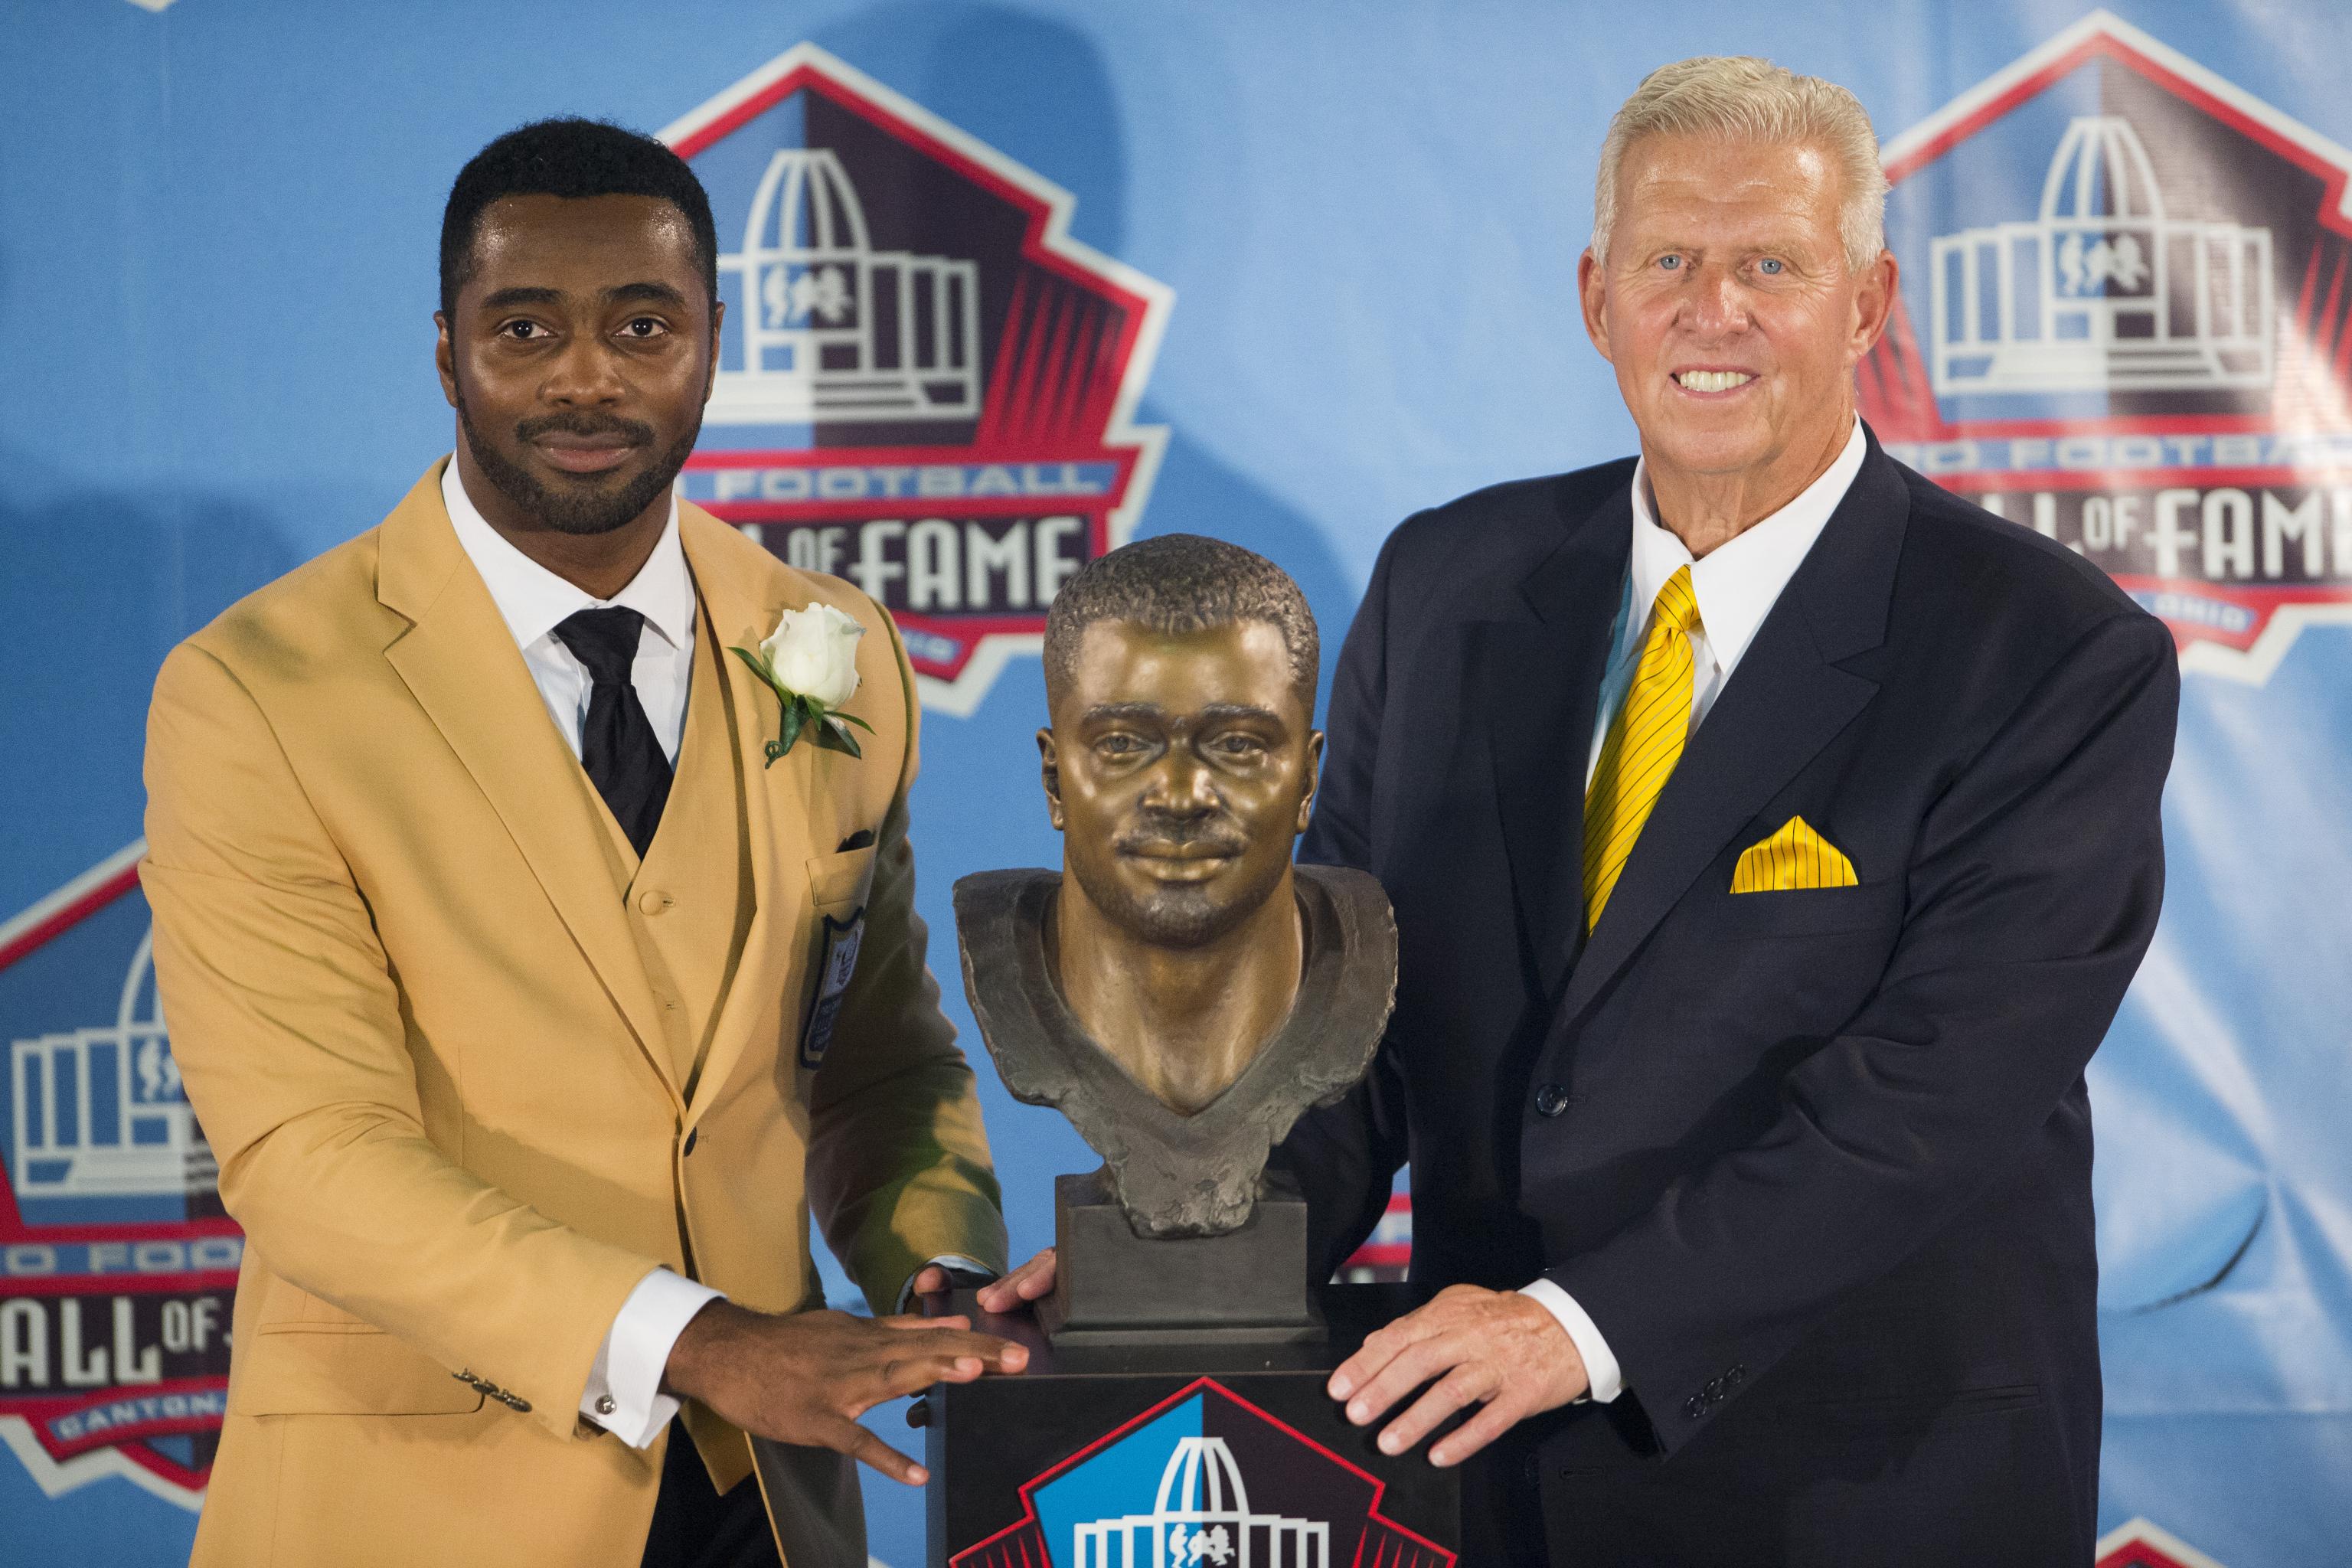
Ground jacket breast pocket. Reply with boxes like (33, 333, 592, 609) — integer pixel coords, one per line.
(798, 844, 878, 1071)
(1713, 876, 1904, 939)
(805, 843, 878, 918)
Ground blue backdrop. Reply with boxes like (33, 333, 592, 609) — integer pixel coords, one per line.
(3, 4, 2347, 1565)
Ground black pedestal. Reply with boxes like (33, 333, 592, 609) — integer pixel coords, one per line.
(926, 1284, 1459, 1567)
(1044, 1169, 1321, 1344)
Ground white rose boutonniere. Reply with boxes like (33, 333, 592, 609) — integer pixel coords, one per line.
(730, 602, 876, 766)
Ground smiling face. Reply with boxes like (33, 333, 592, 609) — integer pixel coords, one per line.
(1040, 619, 1321, 950)
(435, 192, 720, 538)
(1579, 133, 1894, 508)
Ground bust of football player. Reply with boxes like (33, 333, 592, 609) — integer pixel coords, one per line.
(955, 534, 1394, 1237)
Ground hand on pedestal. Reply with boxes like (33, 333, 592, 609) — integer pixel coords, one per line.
(661, 1299, 1027, 1485)
(970, 1248, 1057, 1314)
(1326, 1284, 1589, 1466)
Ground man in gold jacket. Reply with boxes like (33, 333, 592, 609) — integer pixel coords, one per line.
(140, 119, 1021, 1567)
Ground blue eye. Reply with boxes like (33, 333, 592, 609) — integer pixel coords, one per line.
(1659, 255, 1682, 271)
(1759, 258, 1784, 276)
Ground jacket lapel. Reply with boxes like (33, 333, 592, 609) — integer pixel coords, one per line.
(1478, 478, 1632, 1002)
(1553, 433, 1909, 1030)
(374, 464, 682, 1108)
(677, 511, 800, 1126)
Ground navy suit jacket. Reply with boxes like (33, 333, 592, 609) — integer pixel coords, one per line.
(1283, 428, 2177, 1562)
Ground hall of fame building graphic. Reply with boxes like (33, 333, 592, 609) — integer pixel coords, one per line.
(1860, 10, 2352, 684)
(660, 44, 1171, 716)
(950, 1378, 1452, 1568)
(0, 842, 240, 1511)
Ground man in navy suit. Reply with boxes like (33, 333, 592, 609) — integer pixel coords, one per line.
(1286, 57, 2180, 1566)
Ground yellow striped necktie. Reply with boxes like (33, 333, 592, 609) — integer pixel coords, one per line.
(1583, 565, 1704, 931)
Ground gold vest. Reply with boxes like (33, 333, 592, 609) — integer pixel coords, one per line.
(599, 597, 759, 1095)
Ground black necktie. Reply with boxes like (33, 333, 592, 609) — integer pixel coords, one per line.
(552, 607, 673, 858)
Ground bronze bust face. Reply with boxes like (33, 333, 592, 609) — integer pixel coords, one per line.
(1040, 614, 1322, 1114)
(956, 535, 1394, 1239)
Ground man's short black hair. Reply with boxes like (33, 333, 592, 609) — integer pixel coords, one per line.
(1043, 534, 1321, 713)
(439, 118, 719, 319)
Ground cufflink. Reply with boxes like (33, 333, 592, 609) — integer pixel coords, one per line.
(596, 1395, 618, 1416)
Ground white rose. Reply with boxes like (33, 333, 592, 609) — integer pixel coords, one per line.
(760, 602, 865, 709)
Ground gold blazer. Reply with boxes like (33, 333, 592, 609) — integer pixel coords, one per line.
(142, 463, 1006, 1566)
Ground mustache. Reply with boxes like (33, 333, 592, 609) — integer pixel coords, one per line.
(1115, 812, 1249, 858)
(514, 410, 657, 446)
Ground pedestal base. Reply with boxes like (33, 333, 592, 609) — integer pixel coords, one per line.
(926, 1284, 1459, 1567)
(1043, 1169, 1322, 1345)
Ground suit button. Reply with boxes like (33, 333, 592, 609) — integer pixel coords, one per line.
(639, 890, 672, 915)
(1534, 1084, 1573, 1118)
(683, 1128, 699, 1157)
(1704, 1377, 1723, 1400)
(1683, 1395, 1704, 1419)
(1726, 1365, 1746, 1387)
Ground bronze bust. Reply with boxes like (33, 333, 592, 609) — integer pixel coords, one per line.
(954, 534, 1394, 1240)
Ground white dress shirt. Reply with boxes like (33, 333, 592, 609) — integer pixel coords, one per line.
(443, 459, 994, 1445)
(1520, 417, 1867, 1403)
(441, 458, 695, 767)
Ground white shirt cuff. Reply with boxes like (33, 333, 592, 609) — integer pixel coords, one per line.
(1519, 1277, 1624, 1404)
(583, 1269, 724, 1447)
(895, 1254, 997, 1313)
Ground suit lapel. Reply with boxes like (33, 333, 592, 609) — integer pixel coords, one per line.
(678, 511, 801, 1126)
(1553, 433, 1909, 1029)
(1478, 479, 1631, 1001)
(374, 466, 682, 1108)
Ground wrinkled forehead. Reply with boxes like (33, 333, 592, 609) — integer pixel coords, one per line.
(1613, 133, 1846, 248)
(1054, 619, 1305, 724)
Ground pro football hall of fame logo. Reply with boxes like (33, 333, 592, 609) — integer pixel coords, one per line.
(1860, 11, 2352, 684)
(950, 1378, 1455, 1568)
(661, 44, 1172, 715)
(1, 842, 239, 1511)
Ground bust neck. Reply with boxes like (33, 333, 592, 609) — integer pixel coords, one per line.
(1047, 871, 1304, 1116)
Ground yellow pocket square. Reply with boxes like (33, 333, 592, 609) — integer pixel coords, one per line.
(1730, 815, 1858, 893)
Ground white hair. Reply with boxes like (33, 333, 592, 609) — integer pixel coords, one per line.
(1591, 55, 1889, 273)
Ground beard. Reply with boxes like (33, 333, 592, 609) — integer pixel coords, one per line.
(1068, 812, 1283, 949)
(456, 395, 700, 537)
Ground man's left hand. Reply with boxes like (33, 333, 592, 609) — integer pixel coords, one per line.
(909, 1250, 1056, 1313)
(1328, 1284, 1589, 1466)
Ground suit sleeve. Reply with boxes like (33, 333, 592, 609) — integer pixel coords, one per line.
(804, 609, 1008, 1314)
(1550, 611, 2179, 1452)
(1280, 523, 1413, 1281)
(141, 642, 660, 1440)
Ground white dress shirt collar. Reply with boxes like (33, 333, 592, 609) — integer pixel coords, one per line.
(439, 456, 694, 655)
(1627, 416, 1867, 678)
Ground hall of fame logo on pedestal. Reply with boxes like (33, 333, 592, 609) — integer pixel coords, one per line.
(2096, 1517, 2235, 1568)
(0, 843, 241, 1511)
(662, 45, 1171, 715)
(1860, 9, 2352, 682)
(951, 1379, 1453, 1568)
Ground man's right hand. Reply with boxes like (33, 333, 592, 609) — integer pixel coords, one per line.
(661, 1298, 1027, 1485)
